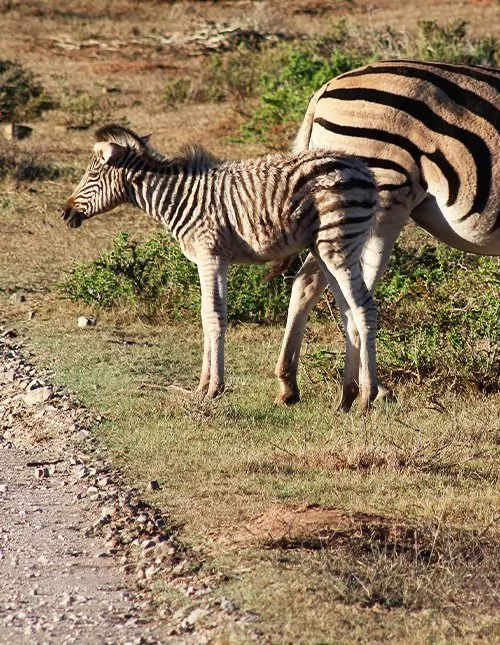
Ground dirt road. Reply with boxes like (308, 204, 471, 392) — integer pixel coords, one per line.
(0, 333, 251, 644)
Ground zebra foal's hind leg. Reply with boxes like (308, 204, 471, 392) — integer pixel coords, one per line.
(313, 251, 378, 412)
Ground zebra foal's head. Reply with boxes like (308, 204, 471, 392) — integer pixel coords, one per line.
(61, 124, 150, 228)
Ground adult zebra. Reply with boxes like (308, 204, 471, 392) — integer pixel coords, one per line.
(274, 59, 500, 407)
(62, 125, 381, 411)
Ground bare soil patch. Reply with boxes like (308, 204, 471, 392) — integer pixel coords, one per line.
(234, 504, 412, 550)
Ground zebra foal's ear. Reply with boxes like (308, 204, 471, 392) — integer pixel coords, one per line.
(93, 141, 126, 165)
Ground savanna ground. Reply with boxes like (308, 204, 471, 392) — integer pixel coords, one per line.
(1, 0, 500, 642)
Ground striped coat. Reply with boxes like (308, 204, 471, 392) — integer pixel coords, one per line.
(274, 59, 500, 406)
(63, 125, 380, 411)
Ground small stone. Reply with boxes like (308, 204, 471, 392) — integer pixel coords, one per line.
(10, 292, 26, 303)
(24, 386, 53, 406)
(0, 484, 7, 493)
(147, 480, 160, 491)
(100, 505, 115, 519)
(171, 559, 188, 576)
(36, 467, 50, 479)
(4, 123, 33, 140)
(74, 465, 88, 479)
(144, 565, 156, 580)
(141, 539, 156, 550)
(186, 608, 210, 626)
(220, 597, 238, 612)
(95, 551, 111, 558)
(60, 593, 75, 607)
(77, 316, 97, 328)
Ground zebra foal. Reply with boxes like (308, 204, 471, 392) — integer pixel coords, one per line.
(274, 59, 500, 406)
(62, 124, 380, 410)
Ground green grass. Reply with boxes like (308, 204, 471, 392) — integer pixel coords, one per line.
(19, 310, 500, 643)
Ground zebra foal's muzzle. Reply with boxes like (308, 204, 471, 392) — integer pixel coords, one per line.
(61, 205, 86, 229)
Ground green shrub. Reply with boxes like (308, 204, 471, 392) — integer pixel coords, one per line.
(58, 86, 110, 131)
(416, 20, 498, 65)
(240, 47, 369, 142)
(375, 244, 500, 391)
(59, 232, 300, 323)
(0, 59, 52, 122)
(164, 77, 193, 107)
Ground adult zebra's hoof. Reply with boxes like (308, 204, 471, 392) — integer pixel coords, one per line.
(375, 383, 397, 403)
(275, 383, 301, 406)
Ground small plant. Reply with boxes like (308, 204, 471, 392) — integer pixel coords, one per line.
(164, 77, 193, 107)
(376, 243, 500, 391)
(58, 232, 301, 323)
(0, 59, 52, 122)
(0, 137, 64, 182)
(416, 20, 498, 65)
(240, 46, 369, 143)
(59, 86, 112, 131)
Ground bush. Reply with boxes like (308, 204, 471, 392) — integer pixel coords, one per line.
(416, 20, 498, 65)
(59, 232, 300, 323)
(0, 59, 52, 122)
(375, 243, 500, 392)
(240, 47, 368, 142)
(59, 232, 500, 391)
(58, 86, 112, 131)
(0, 138, 64, 182)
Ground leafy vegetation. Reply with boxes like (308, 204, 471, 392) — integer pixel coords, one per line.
(59, 232, 300, 323)
(376, 244, 500, 391)
(0, 137, 64, 182)
(0, 59, 52, 122)
(57, 85, 115, 131)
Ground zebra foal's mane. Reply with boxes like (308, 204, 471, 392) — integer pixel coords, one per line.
(94, 123, 220, 171)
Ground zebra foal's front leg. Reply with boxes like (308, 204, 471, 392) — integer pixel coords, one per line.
(197, 258, 229, 399)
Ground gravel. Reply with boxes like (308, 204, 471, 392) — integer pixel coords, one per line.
(0, 332, 257, 644)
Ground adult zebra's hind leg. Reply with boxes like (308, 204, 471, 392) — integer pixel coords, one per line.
(275, 208, 409, 406)
(274, 253, 327, 405)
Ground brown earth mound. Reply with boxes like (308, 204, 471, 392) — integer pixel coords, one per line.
(234, 504, 409, 550)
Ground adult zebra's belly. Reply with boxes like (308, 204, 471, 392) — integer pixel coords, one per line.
(410, 196, 500, 256)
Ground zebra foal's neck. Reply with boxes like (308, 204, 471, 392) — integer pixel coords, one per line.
(122, 144, 220, 237)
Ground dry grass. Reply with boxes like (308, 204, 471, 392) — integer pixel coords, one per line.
(1, 1, 500, 642)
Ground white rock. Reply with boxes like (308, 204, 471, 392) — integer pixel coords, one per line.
(186, 608, 210, 625)
(77, 316, 97, 328)
(24, 386, 53, 406)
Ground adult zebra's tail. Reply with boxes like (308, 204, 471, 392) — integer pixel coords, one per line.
(291, 83, 328, 155)
(265, 83, 335, 281)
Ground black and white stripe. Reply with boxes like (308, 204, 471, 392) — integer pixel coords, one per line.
(275, 58, 500, 405)
(62, 124, 380, 411)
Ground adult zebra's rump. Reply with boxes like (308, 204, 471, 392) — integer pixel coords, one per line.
(275, 59, 500, 406)
(62, 125, 380, 412)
